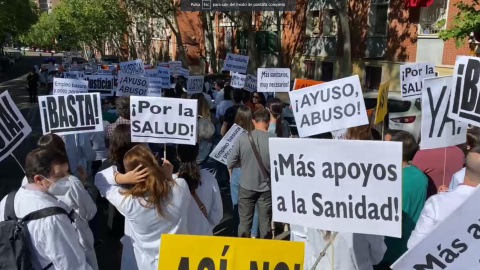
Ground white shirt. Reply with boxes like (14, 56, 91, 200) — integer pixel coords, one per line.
(303, 229, 386, 270)
(182, 169, 223, 236)
(62, 134, 96, 177)
(449, 167, 466, 190)
(95, 165, 191, 270)
(214, 89, 224, 106)
(0, 187, 93, 270)
(216, 100, 233, 119)
(408, 185, 476, 249)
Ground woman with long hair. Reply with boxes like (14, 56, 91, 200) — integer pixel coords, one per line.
(176, 143, 223, 235)
(95, 144, 190, 270)
(266, 97, 291, 138)
(250, 92, 265, 112)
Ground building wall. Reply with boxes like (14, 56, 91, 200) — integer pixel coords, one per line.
(442, 0, 472, 65)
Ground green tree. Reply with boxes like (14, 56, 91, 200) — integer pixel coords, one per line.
(0, 0, 38, 49)
(438, 0, 480, 47)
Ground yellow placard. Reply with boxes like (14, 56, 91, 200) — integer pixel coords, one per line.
(293, 78, 323, 90)
(158, 234, 304, 270)
(375, 81, 390, 124)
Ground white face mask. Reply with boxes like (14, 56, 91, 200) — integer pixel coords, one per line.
(41, 176, 71, 196)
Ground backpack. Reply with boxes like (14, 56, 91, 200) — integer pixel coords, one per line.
(0, 190, 74, 270)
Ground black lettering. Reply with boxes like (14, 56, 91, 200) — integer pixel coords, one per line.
(312, 193, 323, 216)
(373, 164, 386, 180)
(277, 196, 286, 212)
(413, 254, 447, 270)
(279, 154, 295, 176)
(197, 257, 215, 270)
(387, 164, 397, 181)
(467, 222, 480, 239)
(461, 59, 480, 112)
(67, 96, 78, 126)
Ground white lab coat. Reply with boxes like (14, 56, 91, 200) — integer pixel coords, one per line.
(0, 187, 93, 270)
(303, 228, 386, 270)
(182, 169, 223, 235)
(95, 165, 191, 270)
(449, 167, 466, 190)
(21, 175, 98, 270)
(62, 134, 96, 177)
(407, 185, 476, 249)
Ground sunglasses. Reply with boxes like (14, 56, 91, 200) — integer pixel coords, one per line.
(253, 95, 260, 99)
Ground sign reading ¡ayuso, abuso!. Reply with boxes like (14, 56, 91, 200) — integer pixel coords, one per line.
(209, 124, 246, 165)
(119, 59, 145, 75)
(244, 74, 257, 92)
(0, 91, 32, 163)
(38, 93, 103, 136)
(130, 96, 198, 145)
(269, 138, 402, 238)
(257, 68, 291, 92)
(53, 78, 88, 95)
(116, 73, 148, 97)
(222, 53, 249, 74)
(421, 76, 467, 150)
(84, 75, 115, 96)
(449, 56, 480, 126)
(289, 75, 369, 137)
(400, 62, 435, 101)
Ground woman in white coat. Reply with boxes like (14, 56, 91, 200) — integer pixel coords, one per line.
(95, 144, 191, 270)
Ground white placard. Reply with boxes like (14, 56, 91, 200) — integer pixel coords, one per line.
(270, 138, 402, 237)
(63, 71, 85, 79)
(130, 97, 197, 145)
(84, 75, 115, 97)
(421, 76, 467, 150)
(157, 67, 171, 88)
(168, 61, 182, 78)
(222, 53, 249, 74)
(449, 56, 480, 126)
(289, 75, 368, 138)
(244, 74, 257, 92)
(392, 187, 480, 269)
(53, 78, 88, 95)
(209, 124, 246, 165)
(147, 78, 163, 97)
(231, 73, 246, 88)
(178, 68, 190, 78)
(119, 59, 145, 75)
(96, 69, 114, 75)
(116, 73, 148, 97)
(38, 93, 103, 135)
(156, 62, 168, 68)
(0, 91, 32, 162)
(400, 62, 435, 101)
(187, 76, 204, 94)
(257, 68, 291, 93)
(145, 69, 160, 78)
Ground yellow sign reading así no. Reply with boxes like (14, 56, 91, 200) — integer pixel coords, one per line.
(375, 81, 390, 124)
(158, 234, 304, 270)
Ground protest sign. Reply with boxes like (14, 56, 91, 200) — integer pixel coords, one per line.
(157, 67, 171, 88)
(168, 61, 182, 77)
(421, 76, 467, 150)
(145, 69, 160, 78)
(130, 97, 197, 145)
(116, 73, 148, 97)
(147, 78, 163, 97)
(156, 62, 168, 68)
(209, 124, 246, 165)
(257, 68, 291, 93)
(289, 75, 368, 137)
(244, 74, 257, 92)
(53, 78, 88, 95)
(97, 69, 113, 75)
(158, 234, 304, 270)
(270, 138, 402, 237)
(222, 53, 249, 74)
(449, 56, 480, 126)
(293, 78, 323, 90)
(231, 73, 246, 88)
(119, 59, 145, 75)
(392, 187, 480, 270)
(400, 62, 435, 101)
(38, 93, 103, 135)
(187, 76, 204, 94)
(375, 81, 390, 124)
(84, 75, 115, 96)
(0, 91, 32, 163)
(63, 71, 85, 79)
(178, 68, 190, 78)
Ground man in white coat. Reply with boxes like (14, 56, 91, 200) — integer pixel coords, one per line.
(0, 148, 93, 270)
(408, 146, 480, 249)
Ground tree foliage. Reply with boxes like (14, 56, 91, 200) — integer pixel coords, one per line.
(0, 0, 38, 44)
(438, 0, 480, 47)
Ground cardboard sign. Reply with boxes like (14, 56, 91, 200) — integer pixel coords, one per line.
(222, 53, 249, 74)
(269, 138, 402, 237)
(157, 67, 171, 88)
(147, 78, 163, 97)
(244, 74, 257, 92)
(400, 62, 435, 101)
(145, 69, 160, 78)
(38, 93, 103, 135)
(293, 78, 323, 90)
(158, 234, 304, 270)
(63, 71, 85, 79)
(0, 91, 32, 163)
(231, 73, 246, 88)
(187, 76, 204, 94)
(449, 56, 480, 126)
(119, 59, 145, 75)
(84, 75, 115, 96)
(116, 73, 148, 97)
(375, 81, 390, 124)
(209, 124, 246, 165)
(392, 187, 480, 269)
(178, 68, 190, 78)
(168, 61, 182, 77)
(53, 78, 88, 95)
(257, 68, 291, 93)
(421, 76, 467, 150)
(289, 75, 369, 138)
(130, 97, 197, 145)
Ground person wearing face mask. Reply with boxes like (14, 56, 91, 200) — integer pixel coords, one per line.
(0, 148, 94, 270)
